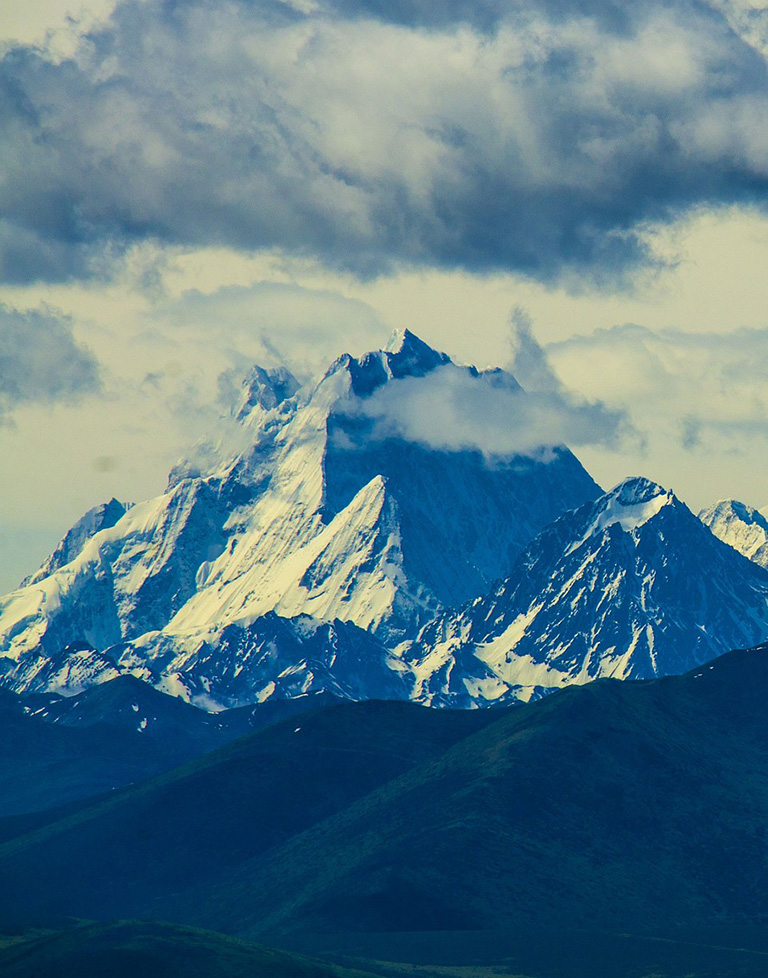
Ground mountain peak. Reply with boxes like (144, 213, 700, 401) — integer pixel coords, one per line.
(384, 327, 413, 353)
(234, 364, 300, 421)
(608, 476, 669, 508)
(384, 327, 434, 356)
(699, 498, 768, 569)
(322, 330, 451, 398)
(383, 328, 450, 379)
(700, 498, 767, 527)
(570, 478, 673, 553)
(19, 496, 130, 588)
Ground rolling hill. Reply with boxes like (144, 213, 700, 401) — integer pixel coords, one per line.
(2, 645, 768, 944)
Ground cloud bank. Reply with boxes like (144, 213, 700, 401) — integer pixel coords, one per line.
(3, 0, 768, 284)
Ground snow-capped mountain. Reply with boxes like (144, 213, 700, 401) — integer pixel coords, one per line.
(699, 499, 768, 569)
(405, 477, 768, 706)
(0, 331, 599, 707)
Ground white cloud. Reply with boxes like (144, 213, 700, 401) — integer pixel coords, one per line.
(547, 323, 768, 507)
(346, 314, 634, 457)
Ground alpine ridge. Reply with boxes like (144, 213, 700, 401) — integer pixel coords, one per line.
(405, 477, 768, 705)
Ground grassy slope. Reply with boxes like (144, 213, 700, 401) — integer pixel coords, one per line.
(0, 920, 380, 978)
(3, 648, 768, 975)
(288, 926, 768, 978)
(0, 697, 183, 817)
(5, 922, 768, 978)
(0, 680, 345, 818)
(168, 648, 768, 938)
(0, 699, 495, 925)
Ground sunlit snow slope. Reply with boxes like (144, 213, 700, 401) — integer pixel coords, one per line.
(699, 499, 768, 569)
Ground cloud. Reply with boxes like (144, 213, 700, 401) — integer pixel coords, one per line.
(325, 0, 635, 32)
(507, 307, 563, 394)
(346, 317, 633, 456)
(0, 303, 102, 419)
(46, 278, 389, 483)
(548, 322, 768, 453)
(324, 0, 510, 32)
(3, 0, 768, 284)
(153, 281, 386, 385)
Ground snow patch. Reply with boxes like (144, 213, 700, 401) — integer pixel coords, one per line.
(567, 489, 671, 555)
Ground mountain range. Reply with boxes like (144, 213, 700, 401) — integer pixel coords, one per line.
(1, 330, 768, 713)
(406, 476, 768, 705)
(5, 329, 768, 977)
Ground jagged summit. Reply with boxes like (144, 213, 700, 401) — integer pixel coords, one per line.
(700, 498, 768, 569)
(323, 329, 451, 398)
(234, 364, 300, 422)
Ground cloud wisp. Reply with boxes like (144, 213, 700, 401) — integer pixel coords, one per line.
(0, 304, 102, 421)
(2, 0, 768, 285)
(153, 281, 386, 385)
(548, 322, 768, 453)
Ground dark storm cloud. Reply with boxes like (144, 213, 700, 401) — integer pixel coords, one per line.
(323, 0, 636, 33)
(0, 304, 102, 417)
(2, 0, 768, 284)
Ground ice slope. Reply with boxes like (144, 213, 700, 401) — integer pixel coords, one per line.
(0, 479, 230, 673)
(0, 332, 600, 706)
(20, 498, 130, 588)
(699, 499, 768, 569)
(406, 477, 768, 706)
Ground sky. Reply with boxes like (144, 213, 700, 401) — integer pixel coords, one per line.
(3, 0, 768, 592)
